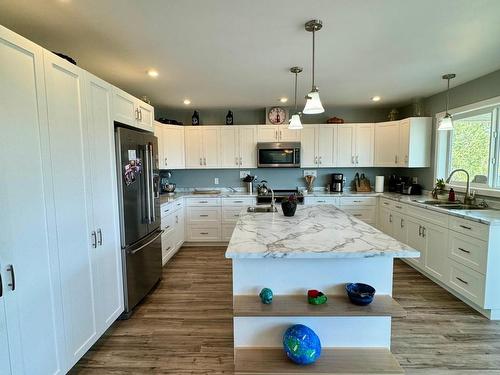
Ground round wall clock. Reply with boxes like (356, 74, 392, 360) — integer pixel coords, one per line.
(268, 107, 287, 125)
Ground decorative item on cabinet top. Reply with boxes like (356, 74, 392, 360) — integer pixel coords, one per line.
(192, 110, 200, 125)
(266, 106, 289, 125)
(326, 116, 344, 124)
(226, 110, 234, 125)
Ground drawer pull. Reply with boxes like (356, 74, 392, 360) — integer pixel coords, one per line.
(165, 246, 172, 251)
(460, 224, 472, 230)
(165, 225, 171, 229)
(395, 205, 402, 209)
(317, 200, 326, 203)
(458, 247, 471, 254)
(200, 232, 209, 235)
(199, 214, 209, 217)
(234, 214, 240, 217)
(233, 200, 244, 203)
(353, 214, 362, 217)
(164, 209, 170, 213)
(199, 201, 209, 203)
(383, 202, 389, 205)
(456, 277, 469, 285)
(352, 200, 363, 203)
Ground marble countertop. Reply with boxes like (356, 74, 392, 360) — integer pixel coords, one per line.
(225, 205, 419, 259)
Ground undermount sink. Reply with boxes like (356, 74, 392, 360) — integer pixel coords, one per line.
(247, 206, 278, 213)
(413, 200, 488, 210)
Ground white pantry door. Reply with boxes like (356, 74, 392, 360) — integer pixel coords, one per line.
(0, 26, 65, 375)
(44, 50, 98, 366)
(85, 73, 124, 333)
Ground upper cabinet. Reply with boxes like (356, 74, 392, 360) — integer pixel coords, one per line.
(112, 87, 154, 132)
(257, 125, 300, 142)
(184, 126, 220, 168)
(374, 118, 431, 167)
(301, 124, 336, 168)
(220, 126, 257, 168)
(336, 123, 374, 167)
(154, 121, 185, 169)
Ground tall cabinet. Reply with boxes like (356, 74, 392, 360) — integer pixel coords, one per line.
(0, 25, 124, 374)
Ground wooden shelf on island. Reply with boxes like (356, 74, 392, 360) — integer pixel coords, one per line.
(233, 295, 406, 318)
(234, 348, 404, 374)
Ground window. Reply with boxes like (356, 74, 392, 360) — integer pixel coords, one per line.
(446, 106, 499, 188)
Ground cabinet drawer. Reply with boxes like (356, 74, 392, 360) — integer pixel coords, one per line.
(448, 232, 487, 274)
(341, 196, 377, 207)
(406, 205, 449, 228)
(222, 224, 236, 242)
(161, 213, 175, 234)
(304, 196, 340, 205)
(186, 225, 221, 242)
(186, 197, 221, 207)
(222, 197, 255, 207)
(448, 259, 485, 307)
(187, 207, 221, 224)
(379, 198, 393, 209)
(161, 231, 175, 262)
(449, 217, 488, 241)
(222, 207, 244, 224)
(172, 199, 184, 212)
(342, 207, 376, 224)
(161, 202, 175, 217)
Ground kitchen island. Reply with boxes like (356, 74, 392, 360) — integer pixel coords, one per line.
(226, 204, 418, 374)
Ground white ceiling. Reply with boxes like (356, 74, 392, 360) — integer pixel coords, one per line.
(1, 0, 500, 109)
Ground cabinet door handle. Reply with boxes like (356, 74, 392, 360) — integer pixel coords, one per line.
(317, 200, 326, 203)
(203, 157, 207, 165)
(352, 200, 362, 203)
(400, 219, 404, 228)
(355, 155, 359, 164)
(351, 156, 355, 165)
(6, 265, 15, 291)
(418, 225, 422, 236)
(280, 130, 282, 140)
(165, 158, 168, 166)
(200, 232, 209, 235)
(235, 157, 239, 166)
(97, 228, 103, 246)
(389, 214, 392, 223)
(199, 158, 203, 166)
(395, 155, 398, 164)
(459, 224, 472, 230)
(0, 271, 3, 297)
(456, 277, 469, 285)
(422, 226, 426, 237)
(139, 109, 143, 121)
(199, 200, 208, 203)
(458, 247, 471, 254)
(395, 205, 402, 209)
(135, 108, 139, 120)
(199, 214, 209, 217)
(239, 156, 242, 165)
(353, 213, 362, 217)
(164, 225, 171, 230)
(176, 216, 179, 224)
(383, 202, 389, 206)
(91, 230, 97, 248)
(319, 156, 322, 164)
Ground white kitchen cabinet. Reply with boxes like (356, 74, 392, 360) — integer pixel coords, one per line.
(43, 50, 99, 366)
(155, 122, 185, 169)
(112, 86, 154, 132)
(160, 200, 185, 265)
(0, 26, 65, 375)
(391, 211, 407, 243)
(405, 216, 426, 268)
(423, 223, 448, 282)
(184, 126, 220, 168)
(336, 123, 374, 167)
(85, 73, 124, 333)
(374, 118, 431, 167)
(257, 125, 300, 142)
(219, 126, 257, 168)
(374, 121, 400, 166)
(300, 124, 336, 167)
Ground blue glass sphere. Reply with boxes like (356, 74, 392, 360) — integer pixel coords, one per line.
(283, 324, 321, 365)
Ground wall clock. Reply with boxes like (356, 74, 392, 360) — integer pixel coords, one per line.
(267, 107, 288, 125)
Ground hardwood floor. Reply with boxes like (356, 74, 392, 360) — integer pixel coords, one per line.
(72, 246, 500, 374)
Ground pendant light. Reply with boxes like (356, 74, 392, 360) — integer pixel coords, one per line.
(438, 73, 456, 131)
(303, 20, 325, 114)
(288, 66, 303, 129)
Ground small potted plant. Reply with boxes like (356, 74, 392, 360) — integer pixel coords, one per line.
(431, 178, 447, 200)
(281, 194, 298, 217)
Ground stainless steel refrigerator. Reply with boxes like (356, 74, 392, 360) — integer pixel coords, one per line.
(115, 126, 161, 317)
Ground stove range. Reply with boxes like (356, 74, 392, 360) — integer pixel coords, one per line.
(256, 188, 304, 205)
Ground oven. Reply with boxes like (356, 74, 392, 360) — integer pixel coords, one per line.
(257, 142, 301, 168)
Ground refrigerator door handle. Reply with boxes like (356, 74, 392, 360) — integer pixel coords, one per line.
(127, 230, 163, 255)
(144, 144, 152, 224)
(148, 145, 155, 222)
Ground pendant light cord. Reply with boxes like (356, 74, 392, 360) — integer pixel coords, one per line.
(294, 72, 298, 112)
(312, 29, 315, 89)
(446, 77, 450, 114)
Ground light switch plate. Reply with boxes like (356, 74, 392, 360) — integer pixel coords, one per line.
(214, 177, 219, 185)
(303, 170, 317, 177)
(239, 171, 250, 178)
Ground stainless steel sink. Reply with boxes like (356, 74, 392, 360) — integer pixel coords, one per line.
(413, 200, 488, 210)
(247, 206, 278, 213)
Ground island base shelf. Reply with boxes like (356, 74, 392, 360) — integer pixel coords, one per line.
(234, 295, 406, 318)
(235, 347, 404, 374)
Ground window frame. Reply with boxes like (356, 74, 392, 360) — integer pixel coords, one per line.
(435, 96, 500, 198)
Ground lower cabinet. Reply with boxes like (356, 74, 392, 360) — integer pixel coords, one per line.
(161, 200, 185, 265)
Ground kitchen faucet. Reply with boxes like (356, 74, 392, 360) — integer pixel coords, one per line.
(446, 169, 475, 205)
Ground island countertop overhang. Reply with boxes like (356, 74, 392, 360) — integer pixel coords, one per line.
(225, 205, 420, 259)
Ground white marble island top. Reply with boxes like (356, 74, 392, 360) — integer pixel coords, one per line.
(225, 205, 419, 259)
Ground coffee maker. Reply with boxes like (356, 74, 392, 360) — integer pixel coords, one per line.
(331, 173, 344, 192)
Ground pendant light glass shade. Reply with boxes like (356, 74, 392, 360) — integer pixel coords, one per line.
(288, 113, 302, 129)
(438, 113, 453, 131)
(438, 73, 456, 131)
(303, 89, 324, 114)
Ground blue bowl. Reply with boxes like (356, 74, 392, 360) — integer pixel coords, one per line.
(345, 283, 376, 306)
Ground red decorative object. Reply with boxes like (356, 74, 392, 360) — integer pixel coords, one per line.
(326, 117, 344, 124)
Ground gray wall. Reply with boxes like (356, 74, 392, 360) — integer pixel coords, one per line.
(398, 69, 500, 188)
(163, 167, 404, 191)
(155, 105, 393, 125)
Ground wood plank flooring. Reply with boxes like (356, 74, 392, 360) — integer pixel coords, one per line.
(72, 246, 500, 374)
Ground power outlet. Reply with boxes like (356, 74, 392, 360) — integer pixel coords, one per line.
(239, 171, 251, 178)
(303, 170, 317, 177)
(214, 177, 219, 185)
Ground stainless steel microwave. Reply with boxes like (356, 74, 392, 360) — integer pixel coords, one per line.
(257, 142, 301, 168)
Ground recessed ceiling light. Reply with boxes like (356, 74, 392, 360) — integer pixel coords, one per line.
(183, 99, 191, 105)
(147, 69, 159, 78)
(371, 96, 381, 102)
(280, 97, 288, 103)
